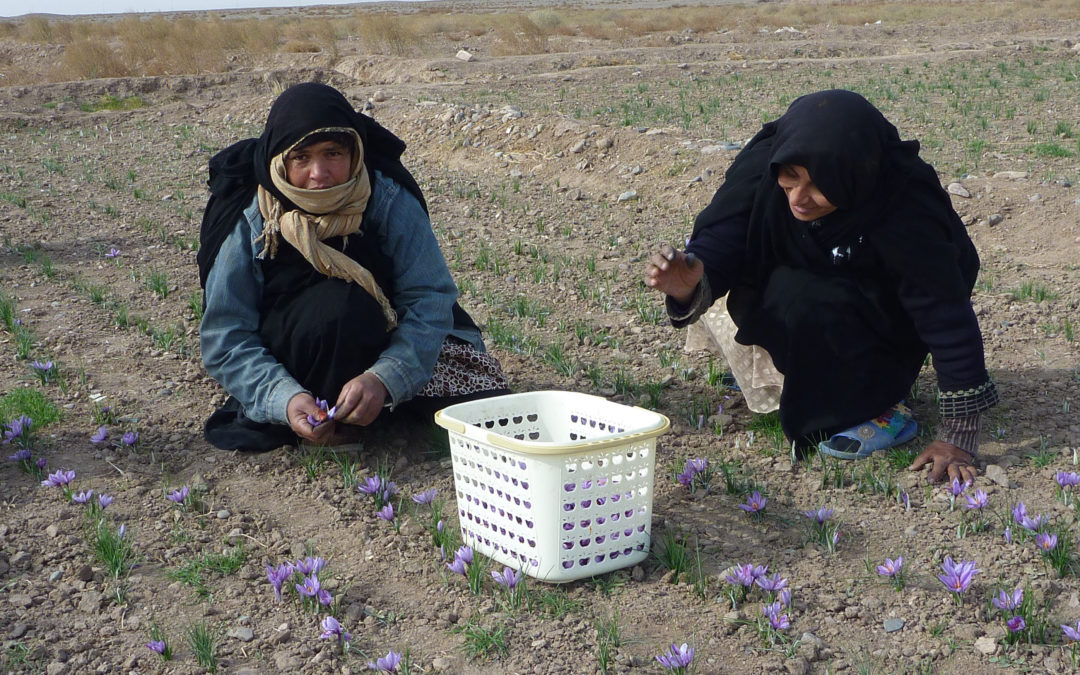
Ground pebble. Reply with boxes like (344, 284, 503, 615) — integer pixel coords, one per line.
(974, 635, 997, 655)
(987, 213, 1004, 226)
(216, 509, 231, 519)
(947, 182, 971, 197)
(883, 618, 905, 632)
(617, 190, 638, 202)
(992, 171, 1028, 180)
(984, 464, 1011, 488)
(227, 626, 255, 642)
(432, 657, 452, 670)
(9, 594, 33, 608)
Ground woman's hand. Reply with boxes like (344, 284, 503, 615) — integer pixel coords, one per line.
(909, 440, 976, 485)
(645, 244, 704, 305)
(286, 392, 336, 443)
(335, 372, 388, 427)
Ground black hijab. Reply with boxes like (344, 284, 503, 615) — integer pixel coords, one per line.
(693, 89, 978, 307)
(197, 82, 427, 288)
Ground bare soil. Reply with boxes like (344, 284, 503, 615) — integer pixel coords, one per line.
(1, 3, 1079, 674)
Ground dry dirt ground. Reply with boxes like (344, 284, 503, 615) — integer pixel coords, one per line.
(1, 2, 1079, 674)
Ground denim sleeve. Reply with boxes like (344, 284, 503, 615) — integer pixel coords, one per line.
(200, 211, 306, 425)
(364, 178, 457, 408)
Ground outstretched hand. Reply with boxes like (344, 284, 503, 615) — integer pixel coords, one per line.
(909, 440, 976, 485)
(645, 244, 704, 305)
(286, 392, 335, 444)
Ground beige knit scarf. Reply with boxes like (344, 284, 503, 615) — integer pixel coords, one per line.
(255, 128, 397, 330)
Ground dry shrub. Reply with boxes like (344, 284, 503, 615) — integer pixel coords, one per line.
(409, 11, 489, 38)
(491, 15, 548, 56)
(282, 39, 321, 54)
(20, 17, 54, 43)
(351, 14, 416, 56)
(55, 38, 129, 80)
(230, 18, 282, 57)
(0, 21, 19, 39)
(281, 18, 339, 59)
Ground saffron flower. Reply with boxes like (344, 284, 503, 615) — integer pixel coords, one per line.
(447, 557, 467, 576)
(266, 563, 293, 602)
(117, 524, 126, 539)
(319, 616, 351, 643)
(1004, 527, 1013, 544)
(376, 504, 395, 522)
(166, 486, 189, 503)
(1036, 532, 1058, 552)
(105, 247, 121, 259)
(72, 490, 94, 504)
(41, 469, 76, 488)
(146, 640, 166, 654)
(676, 458, 707, 490)
(1062, 622, 1080, 642)
(454, 546, 474, 565)
(1056, 471, 1080, 488)
(803, 507, 834, 524)
(367, 650, 402, 672)
(1006, 616, 1026, 633)
(937, 556, 978, 600)
(724, 563, 755, 587)
(3, 416, 31, 444)
(35, 457, 46, 470)
(8, 448, 31, 461)
(296, 574, 321, 598)
(877, 556, 903, 578)
(121, 431, 138, 447)
(98, 494, 113, 509)
(30, 359, 53, 372)
(762, 602, 791, 631)
(738, 491, 767, 513)
(655, 642, 694, 672)
(412, 488, 438, 505)
(779, 588, 792, 608)
(306, 398, 337, 428)
(294, 557, 326, 576)
(492, 566, 522, 590)
(318, 589, 333, 606)
(90, 426, 108, 444)
(964, 490, 989, 510)
(992, 587, 1023, 612)
(1012, 502, 1028, 524)
(1020, 513, 1049, 532)
(754, 573, 788, 594)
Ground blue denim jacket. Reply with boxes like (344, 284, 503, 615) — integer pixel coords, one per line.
(200, 170, 485, 425)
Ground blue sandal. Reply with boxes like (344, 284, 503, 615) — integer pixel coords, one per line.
(817, 403, 917, 460)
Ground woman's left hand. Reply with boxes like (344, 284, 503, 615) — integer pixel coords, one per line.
(908, 441, 976, 485)
(335, 372, 388, 426)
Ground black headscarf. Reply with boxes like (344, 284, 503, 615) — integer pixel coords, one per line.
(197, 82, 427, 289)
(693, 89, 978, 309)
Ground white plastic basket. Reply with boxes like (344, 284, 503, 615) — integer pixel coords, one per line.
(434, 391, 670, 583)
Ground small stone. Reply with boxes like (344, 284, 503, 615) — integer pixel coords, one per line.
(992, 171, 1028, 180)
(11, 624, 29, 639)
(76, 565, 93, 582)
(597, 137, 613, 150)
(570, 139, 586, 154)
(227, 626, 255, 642)
(455, 49, 474, 62)
(947, 182, 971, 197)
(985, 464, 1011, 488)
(617, 190, 638, 202)
(45, 524, 60, 538)
(987, 213, 1004, 226)
(432, 657, 452, 670)
(9, 594, 33, 608)
(631, 565, 645, 582)
(371, 90, 386, 103)
(270, 628, 291, 644)
(883, 618, 905, 633)
(216, 509, 231, 519)
(974, 636, 998, 655)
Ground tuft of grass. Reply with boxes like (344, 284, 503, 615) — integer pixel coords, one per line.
(167, 547, 247, 599)
(0, 389, 62, 429)
(748, 412, 786, 452)
(454, 617, 509, 661)
(92, 520, 135, 580)
(652, 530, 689, 582)
(529, 588, 583, 617)
(595, 611, 621, 674)
(186, 622, 220, 673)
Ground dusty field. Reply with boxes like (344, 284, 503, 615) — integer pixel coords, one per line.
(1, 1, 1079, 673)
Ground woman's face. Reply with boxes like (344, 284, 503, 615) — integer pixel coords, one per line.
(284, 140, 352, 190)
(777, 164, 838, 221)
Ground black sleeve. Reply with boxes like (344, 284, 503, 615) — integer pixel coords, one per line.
(685, 213, 747, 302)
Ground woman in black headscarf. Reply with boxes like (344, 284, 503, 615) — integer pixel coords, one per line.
(198, 82, 508, 451)
(646, 89, 997, 484)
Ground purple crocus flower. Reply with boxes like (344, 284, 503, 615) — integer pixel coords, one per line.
(655, 642, 694, 670)
(877, 556, 903, 578)
(117, 524, 126, 539)
(1056, 471, 1080, 488)
(166, 486, 189, 503)
(306, 398, 338, 427)
(492, 566, 522, 589)
(121, 431, 138, 447)
(97, 493, 113, 509)
(724, 563, 755, 587)
(376, 504, 395, 522)
(8, 448, 31, 461)
(72, 490, 94, 504)
(294, 557, 326, 576)
(1012, 502, 1028, 524)
(992, 587, 1023, 612)
(105, 248, 121, 259)
(1006, 616, 1026, 633)
(947, 477, 969, 497)
(1036, 532, 1058, 552)
(90, 426, 108, 444)
(964, 489, 989, 510)
(754, 573, 788, 593)
(1021, 514, 1049, 532)
(676, 468, 694, 486)
(1062, 622, 1080, 642)
(803, 507, 833, 524)
(367, 650, 402, 672)
(687, 458, 707, 474)
(738, 491, 767, 513)
(454, 546, 474, 565)
(750, 564, 769, 579)
(266, 563, 293, 602)
(317, 589, 333, 606)
(779, 588, 792, 608)
(766, 610, 790, 631)
(937, 556, 978, 596)
(447, 557, 468, 576)
(319, 616, 351, 643)
(2, 416, 30, 444)
(29, 360, 53, 374)
(412, 488, 439, 505)
(296, 574, 321, 598)
(1004, 527, 1013, 544)
(35, 457, 46, 470)
(146, 640, 166, 654)
(41, 469, 76, 487)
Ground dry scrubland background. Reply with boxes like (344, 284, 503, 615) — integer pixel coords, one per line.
(1, 1, 1080, 674)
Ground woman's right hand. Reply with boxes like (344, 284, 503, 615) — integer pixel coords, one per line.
(286, 392, 335, 444)
(645, 244, 704, 305)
